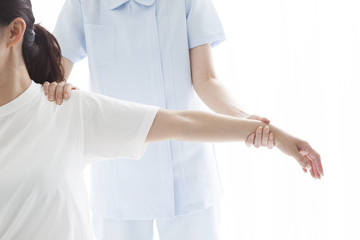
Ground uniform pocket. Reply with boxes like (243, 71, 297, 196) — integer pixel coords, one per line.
(84, 24, 116, 66)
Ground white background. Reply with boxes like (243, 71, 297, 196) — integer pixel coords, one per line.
(32, 0, 360, 239)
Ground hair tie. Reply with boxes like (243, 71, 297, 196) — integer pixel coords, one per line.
(23, 27, 36, 50)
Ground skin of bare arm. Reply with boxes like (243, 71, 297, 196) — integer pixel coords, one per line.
(190, 44, 268, 123)
(146, 109, 323, 179)
(43, 56, 273, 147)
(61, 56, 74, 82)
(49, 46, 270, 123)
(35, 54, 321, 177)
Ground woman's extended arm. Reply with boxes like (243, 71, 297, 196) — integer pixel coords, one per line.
(146, 109, 323, 179)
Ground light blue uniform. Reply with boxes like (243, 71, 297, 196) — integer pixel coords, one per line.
(54, 0, 226, 223)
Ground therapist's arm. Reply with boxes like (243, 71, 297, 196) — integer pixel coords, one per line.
(44, 56, 272, 147)
(190, 43, 269, 123)
(146, 109, 323, 179)
(43, 56, 75, 104)
(61, 56, 74, 81)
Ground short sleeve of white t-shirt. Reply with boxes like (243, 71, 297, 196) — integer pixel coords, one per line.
(0, 82, 159, 240)
(78, 90, 159, 163)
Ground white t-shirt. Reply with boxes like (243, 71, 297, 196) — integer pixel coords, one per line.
(0, 81, 159, 240)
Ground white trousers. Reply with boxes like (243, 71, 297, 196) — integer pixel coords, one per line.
(92, 205, 220, 240)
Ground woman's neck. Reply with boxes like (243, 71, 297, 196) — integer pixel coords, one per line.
(0, 58, 32, 107)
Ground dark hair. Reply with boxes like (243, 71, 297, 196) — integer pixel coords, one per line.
(0, 0, 64, 84)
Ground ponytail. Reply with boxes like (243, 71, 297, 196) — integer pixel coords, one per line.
(0, 0, 64, 84)
(22, 24, 64, 84)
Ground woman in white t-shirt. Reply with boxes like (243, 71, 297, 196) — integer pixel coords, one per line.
(0, 0, 323, 239)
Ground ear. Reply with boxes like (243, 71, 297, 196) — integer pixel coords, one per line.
(6, 18, 27, 48)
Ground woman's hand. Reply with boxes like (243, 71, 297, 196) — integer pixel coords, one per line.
(244, 116, 323, 178)
(275, 128, 323, 179)
(43, 81, 77, 105)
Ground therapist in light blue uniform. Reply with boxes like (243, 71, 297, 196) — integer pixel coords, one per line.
(53, 0, 267, 239)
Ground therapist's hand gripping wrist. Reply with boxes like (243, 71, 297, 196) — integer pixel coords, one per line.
(242, 114, 274, 149)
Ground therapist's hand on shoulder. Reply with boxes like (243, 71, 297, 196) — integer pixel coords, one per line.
(43, 81, 77, 105)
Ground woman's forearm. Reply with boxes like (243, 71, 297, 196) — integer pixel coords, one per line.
(146, 109, 278, 143)
(176, 111, 274, 142)
(146, 109, 323, 178)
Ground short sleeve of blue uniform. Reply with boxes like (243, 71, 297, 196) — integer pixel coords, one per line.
(186, 0, 226, 49)
(53, 0, 87, 63)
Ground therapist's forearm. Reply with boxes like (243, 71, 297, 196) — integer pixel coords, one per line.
(146, 109, 275, 143)
(61, 56, 74, 82)
(193, 77, 248, 118)
(190, 44, 249, 118)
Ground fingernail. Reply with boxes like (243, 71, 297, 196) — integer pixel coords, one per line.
(64, 94, 69, 99)
(49, 97, 54, 101)
(264, 126, 269, 133)
(56, 98, 61, 104)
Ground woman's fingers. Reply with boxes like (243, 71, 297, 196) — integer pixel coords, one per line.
(299, 146, 323, 179)
(293, 147, 312, 172)
(298, 143, 323, 178)
(310, 149, 323, 177)
(305, 154, 317, 179)
(309, 158, 316, 178)
(308, 153, 322, 179)
(276, 134, 322, 179)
